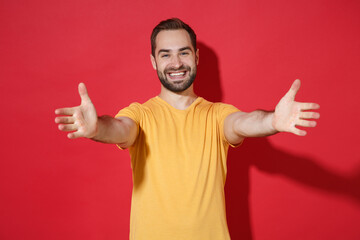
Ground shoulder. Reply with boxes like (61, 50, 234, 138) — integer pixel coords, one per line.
(120, 97, 158, 111)
(202, 99, 240, 114)
(213, 102, 241, 125)
(142, 97, 160, 109)
(115, 97, 158, 122)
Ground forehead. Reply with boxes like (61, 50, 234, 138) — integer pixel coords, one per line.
(155, 29, 193, 52)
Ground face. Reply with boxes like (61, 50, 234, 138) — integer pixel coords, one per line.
(151, 29, 199, 93)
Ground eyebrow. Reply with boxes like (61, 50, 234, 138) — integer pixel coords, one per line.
(179, 47, 192, 52)
(157, 46, 192, 55)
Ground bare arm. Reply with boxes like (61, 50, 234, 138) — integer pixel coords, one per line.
(55, 83, 138, 148)
(224, 80, 320, 145)
(90, 115, 138, 148)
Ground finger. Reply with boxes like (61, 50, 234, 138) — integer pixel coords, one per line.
(55, 116, 75, 124)
(78, 82, 91, 104)
(300, 112, 320, 119)
(296, 119, 317, 127)
(284, 79, 301, 101)
(300, 102, 320, 110)
(67, 131, 83, 139)
(58, 124, 78, 132)
(292, 127, 307, 136)
(55, 107, 76, 116)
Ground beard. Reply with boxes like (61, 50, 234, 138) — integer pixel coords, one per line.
(157, 65, 197, 93)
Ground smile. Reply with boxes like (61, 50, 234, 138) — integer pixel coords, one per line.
(167, 71, 188, 81)
(169, 72, 186, 77)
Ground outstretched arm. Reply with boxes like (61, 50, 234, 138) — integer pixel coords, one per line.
(55, 83, 138, 148)
(224, 79, 320, 145)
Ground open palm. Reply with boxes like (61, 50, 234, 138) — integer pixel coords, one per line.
(55, 83, 98, 139)
(272, 79, 320, 136)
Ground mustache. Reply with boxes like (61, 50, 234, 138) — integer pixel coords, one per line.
(164, 66, 191, 73)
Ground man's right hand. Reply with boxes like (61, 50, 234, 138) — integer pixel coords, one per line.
(55, 83, 98, 139)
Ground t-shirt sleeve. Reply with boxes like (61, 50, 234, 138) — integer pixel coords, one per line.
(114, 102, 142, 149)
(216, 103, 243, 148)
(115, 102, 143, 124)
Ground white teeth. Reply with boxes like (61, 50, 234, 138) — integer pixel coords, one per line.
(169, 72, 185, 76)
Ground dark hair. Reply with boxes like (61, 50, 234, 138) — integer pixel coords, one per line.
(151, 18, 197, 56)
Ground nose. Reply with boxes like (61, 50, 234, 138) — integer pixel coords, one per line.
(171, 55, 183, 68)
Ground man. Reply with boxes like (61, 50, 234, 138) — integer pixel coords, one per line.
(55, 18, 320, 240)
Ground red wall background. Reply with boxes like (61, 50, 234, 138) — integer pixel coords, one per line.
(1, 0, 359, 239)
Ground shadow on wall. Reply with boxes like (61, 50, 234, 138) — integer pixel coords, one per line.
(194, 42, 223, 102)
(226, 138, 360, 240)
(196, 42, 360, 240)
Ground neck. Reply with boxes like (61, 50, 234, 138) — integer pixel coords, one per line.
(158, 85, 198, 110)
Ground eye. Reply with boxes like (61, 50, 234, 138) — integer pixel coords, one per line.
(180, 52, 189, 56)
(161, 54, 169, 58)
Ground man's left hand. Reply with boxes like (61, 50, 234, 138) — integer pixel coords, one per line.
(272, 79, 320, 136)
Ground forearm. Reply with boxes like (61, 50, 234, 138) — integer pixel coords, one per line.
(225, 80, 320, 142)
(233, 110, 278, 138)
(91, 115, 137, 146)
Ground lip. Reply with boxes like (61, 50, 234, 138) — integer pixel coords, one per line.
(167, 70, 188, 81)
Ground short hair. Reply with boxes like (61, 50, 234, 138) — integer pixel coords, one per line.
(151, 18, 197, 57)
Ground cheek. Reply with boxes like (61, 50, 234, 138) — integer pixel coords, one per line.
(185, 60, 196, 68)
(156, 59, 167, 68)
(161, 62, 173, 71)
(159, 64, 167, 72)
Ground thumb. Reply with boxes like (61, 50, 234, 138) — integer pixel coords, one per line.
(78, 82, 92, 103)
(284, 79, 301, 101)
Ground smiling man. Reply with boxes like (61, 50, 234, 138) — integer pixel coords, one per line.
(151, 29, 198, 94)
(55, 18, 320, 240)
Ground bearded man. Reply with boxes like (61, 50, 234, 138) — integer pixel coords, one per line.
(55, 18, 320, 240)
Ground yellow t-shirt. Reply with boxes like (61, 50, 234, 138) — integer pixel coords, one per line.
(115, 96, 240, 240)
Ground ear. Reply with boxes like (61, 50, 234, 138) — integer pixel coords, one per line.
(150, 54, 157, 70)
(196, 49, 199, 65)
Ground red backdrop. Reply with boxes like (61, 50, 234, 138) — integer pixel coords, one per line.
(1, 0, 359, 239)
